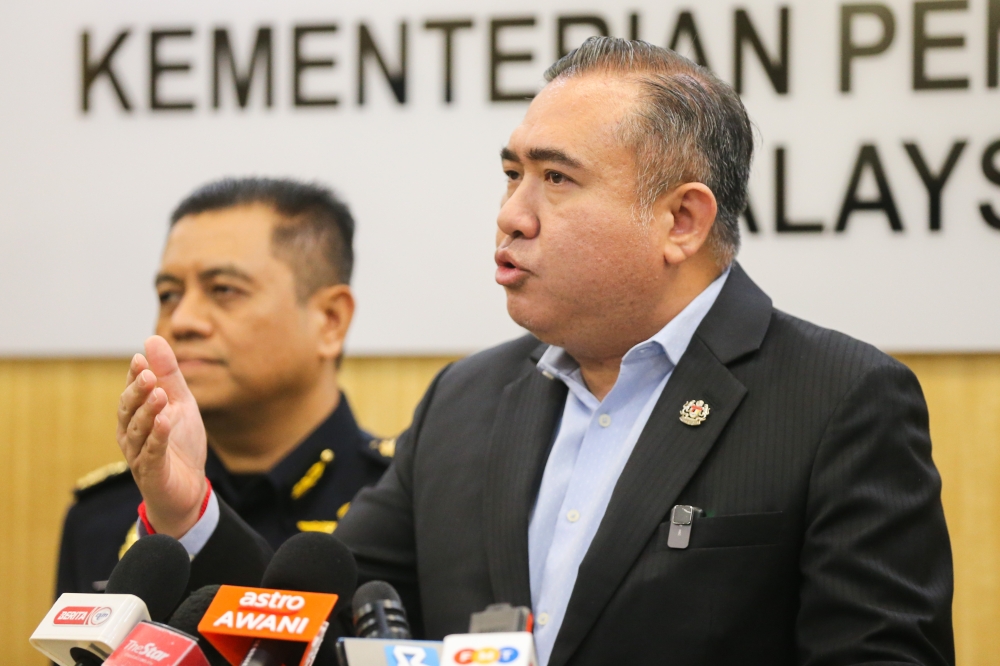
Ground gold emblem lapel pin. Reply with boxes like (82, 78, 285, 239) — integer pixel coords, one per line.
(679, 400, 710, 426)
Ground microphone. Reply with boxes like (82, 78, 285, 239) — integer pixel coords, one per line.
(30, 534, 192, 666)
(336, 581, 443, 666)
(467, 604, 533, 634)
(169, 586, 228, 666)
(106, 534, 193, 621)
(441, 604, 538, 666)
(245, 532, 357, 666)
(352, 582, 411, 639)
(198, 532, 357, 666)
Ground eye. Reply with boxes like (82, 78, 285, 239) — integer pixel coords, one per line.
(545, 171, 569, 185)
(504, 169, 521, 181)
(157, 290, 180, 306)
(210, 284, 243, 300)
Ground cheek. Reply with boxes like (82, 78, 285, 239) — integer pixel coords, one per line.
(543, 215, 652, 296)
(224, 311, 314, 380)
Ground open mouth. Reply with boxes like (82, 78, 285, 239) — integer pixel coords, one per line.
(494, 249, 528, 286)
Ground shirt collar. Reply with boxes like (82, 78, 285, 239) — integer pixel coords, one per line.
(206, 393, 364, 495)
(537, 267, 731, 384)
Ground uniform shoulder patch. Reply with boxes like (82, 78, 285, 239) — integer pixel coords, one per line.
(74, 460, 131, 497)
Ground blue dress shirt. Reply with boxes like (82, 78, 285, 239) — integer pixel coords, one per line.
(527, 269, 730, 666)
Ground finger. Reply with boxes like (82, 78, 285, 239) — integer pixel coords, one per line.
(126, 353, 150, 388)
(143, 411, 172, 463)
(117, 368, 157, 440)
(121, 387, 168, 461)
(144, 335, 196, 405)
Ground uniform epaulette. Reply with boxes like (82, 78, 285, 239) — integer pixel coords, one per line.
(73, 461, 131, 498)
(368, 437, 396, 460)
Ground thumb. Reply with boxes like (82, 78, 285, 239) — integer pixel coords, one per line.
(144, 335, 195, 405)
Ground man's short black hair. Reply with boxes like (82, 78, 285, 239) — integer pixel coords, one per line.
(170, 177, 355, 299)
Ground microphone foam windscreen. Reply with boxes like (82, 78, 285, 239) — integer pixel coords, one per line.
(168, 585, 228, 666)
(105, 533, 191, 621)
(260, 532, 358, 599)
(352, 580, 402, 610)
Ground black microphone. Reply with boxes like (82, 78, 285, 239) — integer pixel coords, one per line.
(168, 585, 228, 666)
(106, 533, 192, 622)
(351, 582, 410, 640)
(241, 532, 358, 666)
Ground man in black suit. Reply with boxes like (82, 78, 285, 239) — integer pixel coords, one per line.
(115, 40, 953, 665)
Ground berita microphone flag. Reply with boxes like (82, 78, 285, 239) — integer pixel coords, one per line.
(197, 585, 338, 666)
(29, 593, 150, 665)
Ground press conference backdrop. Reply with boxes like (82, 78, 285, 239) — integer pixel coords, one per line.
(0, 0, 998, 355)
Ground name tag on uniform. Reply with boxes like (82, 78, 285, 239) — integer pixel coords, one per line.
(667, 505, 703, 549)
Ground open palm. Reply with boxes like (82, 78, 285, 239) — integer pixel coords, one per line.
(117, 335, 208, 537)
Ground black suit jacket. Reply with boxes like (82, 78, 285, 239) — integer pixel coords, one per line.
(196, 264, 953, 665)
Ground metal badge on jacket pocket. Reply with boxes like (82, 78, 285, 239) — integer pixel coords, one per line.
(667, 505, 704, 549)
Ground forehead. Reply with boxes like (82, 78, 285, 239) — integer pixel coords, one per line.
(162, 203, 279, 268)
(507, 73, 640, 158)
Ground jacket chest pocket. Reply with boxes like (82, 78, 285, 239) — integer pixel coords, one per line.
(655, 511, 785, 550)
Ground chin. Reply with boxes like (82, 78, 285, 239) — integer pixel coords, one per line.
(187, 384, 238, 414)
(506, 296, 560, 344)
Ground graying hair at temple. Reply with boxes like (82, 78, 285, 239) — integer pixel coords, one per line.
(545, 37, 754, 268)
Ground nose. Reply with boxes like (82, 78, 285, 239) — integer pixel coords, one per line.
(497, 177, 541, 242)
(166, 290, 213, 341)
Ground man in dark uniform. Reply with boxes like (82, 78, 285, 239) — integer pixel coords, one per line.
(56, 177, 394, 595)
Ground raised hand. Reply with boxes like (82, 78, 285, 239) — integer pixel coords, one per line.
(117, 335, 208, 538)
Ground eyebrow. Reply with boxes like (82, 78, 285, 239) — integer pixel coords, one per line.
(154, 265, 256, 287)
(154, 274, 182, 287)
(500, 146, 584, 170)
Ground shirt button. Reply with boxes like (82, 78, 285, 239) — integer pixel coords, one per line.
(537, 612, 549, 626)
(598, 414, 612, 427)
(567, 509, 580, 523)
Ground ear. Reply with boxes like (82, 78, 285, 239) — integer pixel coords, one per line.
(308, 285, 355, 361)
(653, 183, 718, 266)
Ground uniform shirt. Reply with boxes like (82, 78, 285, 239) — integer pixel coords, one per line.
(528, 269, 728, 666)
(56, 394, 392, 595)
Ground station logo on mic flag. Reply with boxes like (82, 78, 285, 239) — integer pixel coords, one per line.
(386, 644, 440, 666)
(441, 632, 537, 666)
(103, 622, 210, 666)
(197, 585, 337, 666)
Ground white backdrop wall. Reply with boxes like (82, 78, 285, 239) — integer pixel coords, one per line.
(0, 0, 997, 355)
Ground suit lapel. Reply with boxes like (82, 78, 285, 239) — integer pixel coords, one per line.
(547, 263, 771, 666)
(483, 354, 568, 607)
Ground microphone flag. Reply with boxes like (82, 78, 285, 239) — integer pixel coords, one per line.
(104, 621, 211, 666)
(197, 585, 337, 666)
(335, 637, 444, 666)
(440, 632, 537, 666)
(30, 593, 151, 665)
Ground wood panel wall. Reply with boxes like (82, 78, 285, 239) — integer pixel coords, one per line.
(1, 354, 997, 664)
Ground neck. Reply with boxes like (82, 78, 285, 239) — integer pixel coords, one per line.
(573, 261, 722, 401)
(203, 373, 341, 474)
